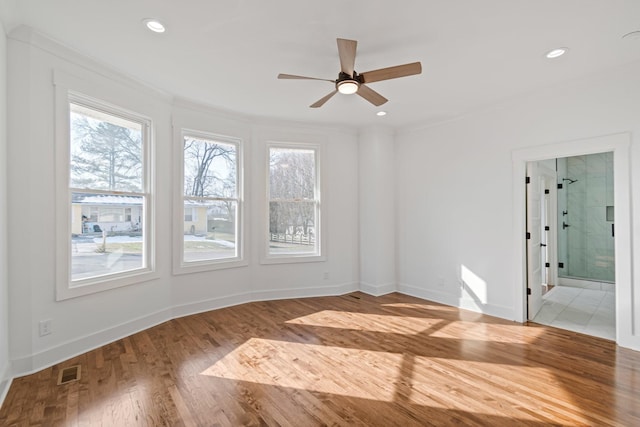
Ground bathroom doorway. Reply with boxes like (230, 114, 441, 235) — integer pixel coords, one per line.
(526, 152, 615, 340)
(513, 133, 632, 347)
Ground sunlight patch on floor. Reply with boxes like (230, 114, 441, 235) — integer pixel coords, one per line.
(408, 357, 574, 422)
(285, 310, 442, 334)
(427, 321, 545, 343)
(201, 338, 403, 401)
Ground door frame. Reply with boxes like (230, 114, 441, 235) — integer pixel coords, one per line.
(526, 161, 558, 320)
(512, 133, 633, 349)
(539, 163, 558, 291)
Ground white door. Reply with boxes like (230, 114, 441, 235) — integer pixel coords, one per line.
(526, 162, 544, 320)
(540, 165, 558, 290)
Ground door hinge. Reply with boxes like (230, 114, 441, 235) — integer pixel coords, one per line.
(545, 226, 550, 231)
(544, 189, 550, 194)
(557, 183, 563, 189)
(545, 262, 550, 268)
(526, 176, 531, 184)
(558, 262, 564, 268)
(527, 288, 532, 295)
(540, 243, 547, 247)
(526, 232, 531, 239)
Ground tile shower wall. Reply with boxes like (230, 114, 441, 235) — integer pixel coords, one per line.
(558, 153, 615, 282)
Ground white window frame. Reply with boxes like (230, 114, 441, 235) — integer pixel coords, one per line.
(173, 128, 246, 274)
(54, 71, 156, 301)
(263, 141, 324, 264)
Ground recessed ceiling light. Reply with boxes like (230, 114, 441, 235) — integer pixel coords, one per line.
(622, 30, 640, 40)
(376, 111, 387, 116)
(545, 47, 569, 59)
(143, 19, 166, 33)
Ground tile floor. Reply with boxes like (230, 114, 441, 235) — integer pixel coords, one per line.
(532, 285, 615, 340)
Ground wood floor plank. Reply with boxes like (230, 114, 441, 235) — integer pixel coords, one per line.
(1, 292, 640, 426)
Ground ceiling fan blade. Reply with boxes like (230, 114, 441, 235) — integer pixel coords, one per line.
(310, 90, 338, 108)
(357, 84, 388, 106)
(337, 38, 357, 76)
(278, 73, 334, 82)
(360, 62, 422, 84)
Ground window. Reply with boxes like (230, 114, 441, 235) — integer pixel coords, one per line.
(66, 100, 151, 285)
(267, 144, 321, 260)
(180, 131, 242, 267)
(55, 89, 154, 299)
(54, 69, 157, 300)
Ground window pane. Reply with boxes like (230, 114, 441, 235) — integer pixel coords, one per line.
(269, 200, 316, 255)
(269, 148, 315, 200)
(71, 192, 144, 281)
(183, 137, 237, 198)
(183, 200, 237, 263)
(69, 103, 143, 193)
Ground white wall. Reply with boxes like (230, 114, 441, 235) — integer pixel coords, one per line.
(0, 17, 11, 401)
(358, 126, 396, 295)
(6, 28, 359, 377)
(396, 60, 640, 350)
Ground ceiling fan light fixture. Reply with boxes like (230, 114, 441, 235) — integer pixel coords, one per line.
(337, 80, 359, 95)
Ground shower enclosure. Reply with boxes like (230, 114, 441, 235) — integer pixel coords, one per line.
(556, 152, 615, 283)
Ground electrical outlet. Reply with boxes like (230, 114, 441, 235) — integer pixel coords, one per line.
(323, 272, 329, 280)
(39, 319, 52, 337)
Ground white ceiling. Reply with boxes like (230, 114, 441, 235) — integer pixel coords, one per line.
(2, 0, 640, 129)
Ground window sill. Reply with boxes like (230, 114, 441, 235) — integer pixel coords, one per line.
(173, 258, 249, 275)
(260, 254, 326, 265)
(56, 269, 159, 301)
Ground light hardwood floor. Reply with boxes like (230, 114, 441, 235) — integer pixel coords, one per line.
(1, 292, 639, 426)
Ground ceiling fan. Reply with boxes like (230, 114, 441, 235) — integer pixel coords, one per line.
(278, 38, 422, 108)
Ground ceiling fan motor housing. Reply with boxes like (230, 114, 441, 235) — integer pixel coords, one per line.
(336, 71, 362, 94)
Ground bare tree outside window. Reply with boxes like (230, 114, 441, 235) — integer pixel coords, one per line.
(183, 137, 236, 198)
(182, 135, 240, 264)
(70, 107, 142, 192)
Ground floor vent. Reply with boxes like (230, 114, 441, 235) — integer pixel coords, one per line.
(57, 365, 81, 385)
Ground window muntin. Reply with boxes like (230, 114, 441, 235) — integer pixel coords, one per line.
(182, 133, 240, 265)
(68, 100, 150, 284)
(267, 146, 320, 257)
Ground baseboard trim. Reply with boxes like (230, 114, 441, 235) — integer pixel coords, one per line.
(397, 283, 516, 321)
(359, 281, 396, 296)
(10, 283, 360, 379)
(12, 307, 173, 379)
(252, 282, 359, 302)
(0, 368, 12, 409)
(171, 292, 253, 319)
(397, 283, 458, 306)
